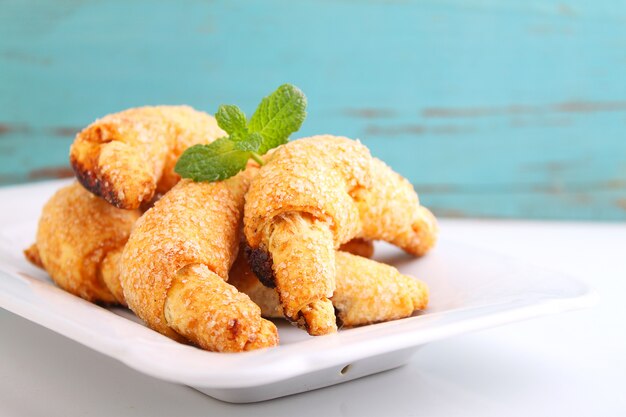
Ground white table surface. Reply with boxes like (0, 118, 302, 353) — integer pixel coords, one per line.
(1, 219, 625, 417)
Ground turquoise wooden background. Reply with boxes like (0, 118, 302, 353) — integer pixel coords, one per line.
(1, 0, 625, 220)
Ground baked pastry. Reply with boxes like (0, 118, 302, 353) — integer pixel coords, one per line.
(230, 249, 428, 327)
(120, 166, 278, 352)
(355, 157, 438, 257)
(70, 106, 224, 209)
(25, 179, 379, 321)
(244, 135, 437, 335)
(24, 182, 140, 304)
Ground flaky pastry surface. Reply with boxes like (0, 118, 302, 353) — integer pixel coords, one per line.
(244, 136, 371, 334)
(27, 182, 140, 303)
(231, 251, 428, 327)
(244, 135, 437, 335)
(70, 105, 224, 209)
(120, 167, 278, 351)
(355, 158, 438, 256)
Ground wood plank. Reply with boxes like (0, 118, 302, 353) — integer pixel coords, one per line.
(1, 0, 625, 220)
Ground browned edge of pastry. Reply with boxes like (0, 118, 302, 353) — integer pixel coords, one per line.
(70, 153, 127, 209)
(23, 243, 43, 268)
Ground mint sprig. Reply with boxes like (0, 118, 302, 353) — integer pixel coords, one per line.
(248, 84, 308, 154)
(175, 84, 307, 182)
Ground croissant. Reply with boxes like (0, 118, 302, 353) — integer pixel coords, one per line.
(70, 105, 224, 209)
(355, 157, 438, 257)
(244, 135, 438, 335)
(24, 182, 140, 304)
(120, 166, 278, 352)
(230, 249, 428, 327)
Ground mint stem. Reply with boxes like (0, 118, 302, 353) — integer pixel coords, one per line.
(250, 152, 265, 166)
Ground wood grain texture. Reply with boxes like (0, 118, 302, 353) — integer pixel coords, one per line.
(1, 0, 625, 220)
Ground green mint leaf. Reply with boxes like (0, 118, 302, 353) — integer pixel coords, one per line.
(248, 83, 307, 154)
(215, 104, 248, 136)
(176, 84, 308, 183)
(233, 132, 263, 152)
(174, 137, 250, 182)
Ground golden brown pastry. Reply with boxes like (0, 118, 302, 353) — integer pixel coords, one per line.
(165, 264, 278, 352)
(24, 182, 140, 304)
(333, 252, 428, 325)
(229, 238, 375, 319)
(245, 136, 371, 335)
(70, 105, 224, 209)
(120, 166, 278, 352)
(338, 238, 374, 259)
(354, 158, 438, 257)
(244, 135, 437, 335)
(230, 250, 428, 327)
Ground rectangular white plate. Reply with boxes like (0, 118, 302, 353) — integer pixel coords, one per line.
(0, 180, 595, 403)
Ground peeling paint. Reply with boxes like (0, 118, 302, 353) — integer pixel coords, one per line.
(343, 108, 396, 119)
(365, 124, 426, 136)
(599, 179, 626, 190)
(48, 126, 81, 137)
(422, 101, 626, 118)
(28, 166, 74, 180)
(0, 0, 624, 221)
(0, 123, 29, 135)
(365, 124, 475, 136)
(3, 51, 52, 66)
(520, 159, 585, 173)
(553, 101, 626, 113)
(422, 105, 541, 118)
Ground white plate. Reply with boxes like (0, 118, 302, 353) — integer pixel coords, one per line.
(0, 180, 596, 403)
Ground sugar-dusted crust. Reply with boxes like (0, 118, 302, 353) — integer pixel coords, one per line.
(230, 251, 429, 327)
(244, 237, 374, 290)
(239, 237, 376, 330)
(243, 135, 436, 335)
(244, 136, 371, 334)
(70, 105, 225, 209)
(26, 182, 140, 304)
(354, 158, 438, 256)
(165, 264, 278, 352)
(244, 135, 372, 248)
(332, 252, 428, 325)
(120, 166, 278, 351)
(263, 213, 337, 335)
